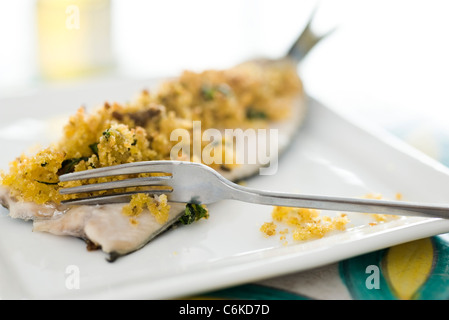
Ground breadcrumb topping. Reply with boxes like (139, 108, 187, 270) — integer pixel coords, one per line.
(0, 60, 302, 226)
(1, 60, 302, 209)
(122, 193, 170, 225)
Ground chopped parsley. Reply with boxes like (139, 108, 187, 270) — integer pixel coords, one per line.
(89, 142, 99, 157)
(35, 180, 59, 185)
(200, 85, 215, 101)
(245, 106, 268, 120)
(200, 83, 232, 101)
(102, 129, 111, 141)
(178, 203, 209, 225)
(57, 157, 89, 175)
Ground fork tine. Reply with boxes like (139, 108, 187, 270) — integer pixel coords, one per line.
(61, 189, 173, 206)
(59, 175, 172, 195)
(58, 161, 176, 182)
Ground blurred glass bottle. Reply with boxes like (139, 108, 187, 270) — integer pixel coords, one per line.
(36, 0, 113, 80)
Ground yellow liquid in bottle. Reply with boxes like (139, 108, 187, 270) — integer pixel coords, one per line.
(36, 0, 113, 80)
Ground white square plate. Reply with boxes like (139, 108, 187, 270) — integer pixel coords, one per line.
(1, 79, 449, 299)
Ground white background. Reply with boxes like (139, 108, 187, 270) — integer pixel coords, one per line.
(0, 0, 448, 154)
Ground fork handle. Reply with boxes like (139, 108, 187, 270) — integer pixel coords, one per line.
(227, 184, 449, 219)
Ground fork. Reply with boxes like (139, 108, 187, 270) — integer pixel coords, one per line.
(59, 160, 449, 219)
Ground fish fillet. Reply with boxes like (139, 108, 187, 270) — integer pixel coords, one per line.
(0, 64, 307, 261)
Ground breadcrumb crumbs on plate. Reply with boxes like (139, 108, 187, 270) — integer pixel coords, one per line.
(260, 222, 277, 237)
(363, 193, 401, 223)
(261, 206, 350, 241)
